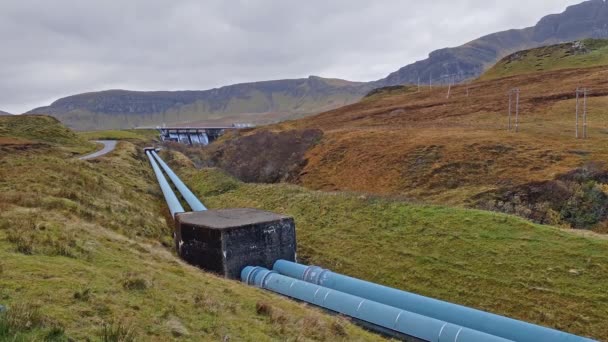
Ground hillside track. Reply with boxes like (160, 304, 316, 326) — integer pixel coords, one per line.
(78, 140, 117, 160)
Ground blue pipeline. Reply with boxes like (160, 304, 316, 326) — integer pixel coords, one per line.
(242, 266, 512, 342)
(150, 151, 207, 211)
(272, 260, 596, 342)
(146, 151, 184, 218)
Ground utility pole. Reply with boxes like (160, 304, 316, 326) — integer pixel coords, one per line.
(508, 88, 520, 132)
(575, 88, 579, 139)
(446, 76, 452, 99)
(429, 73, 432, 90)
(508, 91, 512, 130)
(515, 88, 520, 133)
(575, 88, 589, 139)
(583, 88, 588, 139)
(417, 77, 420, 93)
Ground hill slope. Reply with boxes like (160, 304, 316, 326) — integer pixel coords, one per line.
(165, 154, 608, 341)
(28, 77, 372, 131)
(194, 41, 608, 232)
(0, 116, 379, 341)
(0, 110, 11, 116)
(379, 0, 608, 86)
(481, 39, 608, 80)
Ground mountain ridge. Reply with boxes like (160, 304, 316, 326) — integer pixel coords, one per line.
(29, 76, 373, 130)
(29, 0, 608, 130)
(378, 0, 608, 86)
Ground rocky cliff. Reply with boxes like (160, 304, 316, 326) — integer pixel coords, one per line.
(378, 0, 608, 86)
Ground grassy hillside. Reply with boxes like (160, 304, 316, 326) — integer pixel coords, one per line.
(78, 129, 159, 142)
(0, 115, 94, 153)
(30, 77, 371, 131)
(0, 116, 379, 341)
(481, 39, 608, 80)
(199, 51, 608, 232)
(166, 155, 607, 341)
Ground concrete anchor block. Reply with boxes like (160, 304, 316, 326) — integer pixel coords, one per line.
(174, 208, 296, 279)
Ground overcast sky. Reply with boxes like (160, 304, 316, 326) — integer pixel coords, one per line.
(0, 0, 583, 113)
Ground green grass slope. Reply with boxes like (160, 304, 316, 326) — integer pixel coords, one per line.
(481, 39, 608, 81)
(0, 115, 95, 153)
(0, 117, 379, 341)
(78, 129, 159, 142)
(166, 152, 608, 341)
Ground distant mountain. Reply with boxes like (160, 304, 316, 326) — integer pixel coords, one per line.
(0, 110, 12, 115)
(378, 0, 608, 86)
(28, 0, 608, 130)
(28, 77, 372, 131)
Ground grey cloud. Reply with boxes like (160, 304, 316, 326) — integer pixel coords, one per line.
(0, 0, 582, 113)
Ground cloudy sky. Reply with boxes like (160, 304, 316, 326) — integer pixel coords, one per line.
(0, 0, 583, 113)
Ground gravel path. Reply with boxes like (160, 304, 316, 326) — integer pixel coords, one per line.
(79, 140, 117, 160)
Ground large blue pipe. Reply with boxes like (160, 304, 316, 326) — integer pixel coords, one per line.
(273, 260, 596, 342)
(150, 151, 207, 211)
(242, 266, 511, 342)
(146, 151, 184, 218)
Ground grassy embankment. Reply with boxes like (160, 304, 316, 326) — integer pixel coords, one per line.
(0, 115, 379, 341)
(165, 150, 608, 341)
(78, 129, 159, 142)
(481, 39, 608, 81)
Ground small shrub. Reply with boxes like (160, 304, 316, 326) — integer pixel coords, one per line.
(73, 288, 92, 302)
(330, 320, 348, 337)
(560, 181, 608, 228)
(15, 238, 34, 255)
(99, 321, 136, 342)
(194, 294, 237, 315)
(44, 325, 68, 341)
(255, 302, 272, 316)
(255, 302, 288, 331)
(122, 275, 149, 291)
(0, 303, 44, 338)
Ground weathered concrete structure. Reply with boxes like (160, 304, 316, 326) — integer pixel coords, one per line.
(174, 208, 296, 279)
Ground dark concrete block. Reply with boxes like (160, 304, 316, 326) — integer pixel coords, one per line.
(174, 208, 296, 279)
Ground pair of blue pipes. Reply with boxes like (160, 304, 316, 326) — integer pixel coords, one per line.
(243, 261, 596, 342)
(145, 149, 206, 217)
(144, 149, 595, 341)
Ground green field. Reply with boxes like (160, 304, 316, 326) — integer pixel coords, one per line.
(165, 151, 608, 341)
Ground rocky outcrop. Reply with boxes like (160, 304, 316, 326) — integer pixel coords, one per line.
(378, 0, 608, 86)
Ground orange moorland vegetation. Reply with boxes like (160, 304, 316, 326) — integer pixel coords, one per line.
(272, 66, 608, 205)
